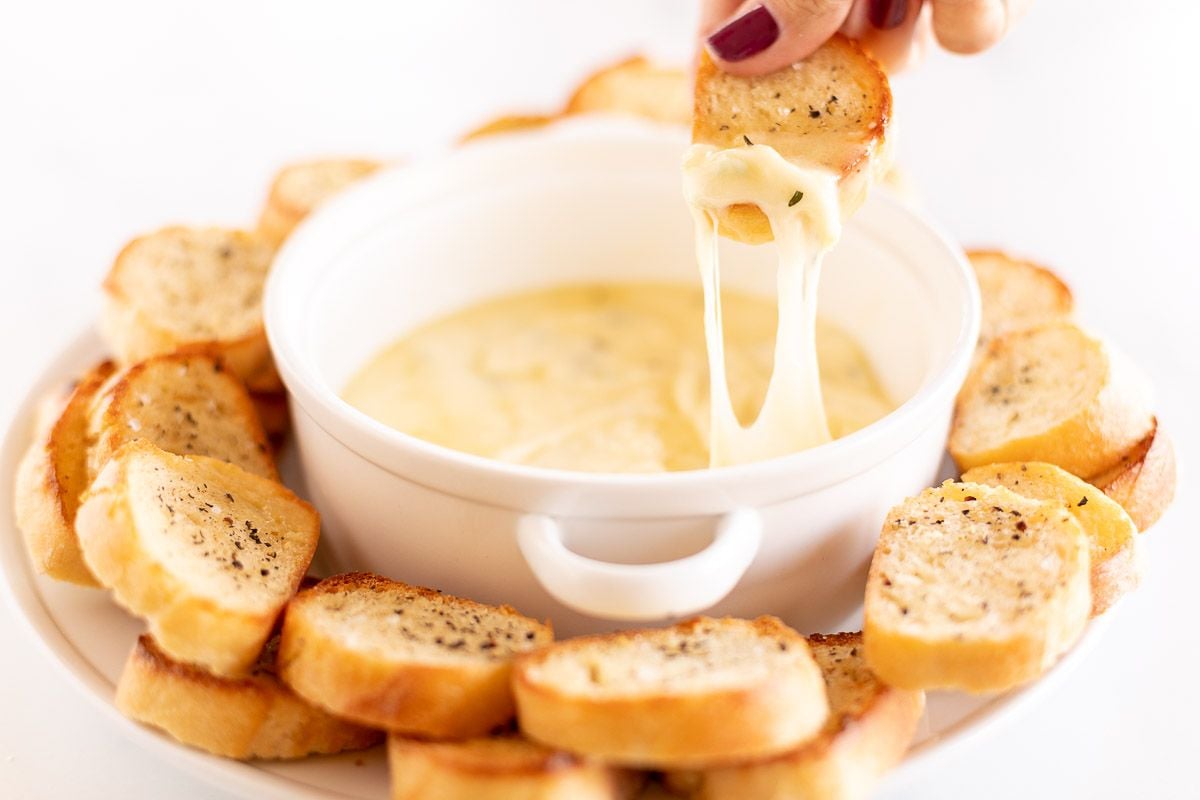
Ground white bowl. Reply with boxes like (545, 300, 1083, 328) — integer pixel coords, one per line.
(265, 119, 979, 635)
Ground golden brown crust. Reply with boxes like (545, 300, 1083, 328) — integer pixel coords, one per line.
(278, 573, 551, 739)
(249, 390, 291, 442)
(460, 114, 557, 143)
(387, 734, 640, 800)
(14, 360, 117, 586)
(512, 616, 828, 768)
(692, 35, 891, 244)
(117, 634, 381, 760)
(1089, 419, 1176, 532)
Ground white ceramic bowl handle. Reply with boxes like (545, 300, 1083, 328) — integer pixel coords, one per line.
(516, 509, 762, 621)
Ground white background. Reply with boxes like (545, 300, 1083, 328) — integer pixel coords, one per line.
(1, 1, 1197, 797)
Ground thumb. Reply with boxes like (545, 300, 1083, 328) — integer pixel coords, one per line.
(705, 0, 856, 76)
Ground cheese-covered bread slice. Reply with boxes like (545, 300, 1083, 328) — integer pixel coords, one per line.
(278, 573, 552, 739)
(1089, 418, 1176, 533)
(665, 632, 924, 800)
(692, 35, 891, 244)
(14, 361, 116, 585)
(566, 56, 691, 125)
(75, 440, 319, 676)
(257, 158, 382, 248)
(962, 462, 1140, 615)
(950, 322, 1154, 477)
(968, 250, 1075, 346)
(513, 616, 828, 768)
(388, 735, 640, 800)
(864, 481, 1091, 693)
(101, 226, 276, 388)
(87, 353, 277, 483)
(117, 634, 381, 760)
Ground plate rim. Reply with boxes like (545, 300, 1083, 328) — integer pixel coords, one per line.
(0, 325, 1109, 799)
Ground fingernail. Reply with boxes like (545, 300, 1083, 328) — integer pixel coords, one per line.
(868, 0, 909, 30)
(707, 4, 780, 62)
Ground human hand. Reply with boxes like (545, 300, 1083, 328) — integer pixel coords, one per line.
(701, 0, 1032, 74)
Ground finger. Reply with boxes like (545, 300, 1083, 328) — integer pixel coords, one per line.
(841, 0, 932, 73)
(699, 0, 749, 34)
(931, 0, 1008, 54)
(704, 0, 856, 77)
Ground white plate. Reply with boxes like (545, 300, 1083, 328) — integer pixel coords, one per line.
(0, 328, 1109, 799)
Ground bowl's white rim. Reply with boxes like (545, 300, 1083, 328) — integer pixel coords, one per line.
(264, 121, 981, 500)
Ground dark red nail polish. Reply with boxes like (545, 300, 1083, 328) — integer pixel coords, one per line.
(707, 5, 780, 62)
(868, 0, 909, 30)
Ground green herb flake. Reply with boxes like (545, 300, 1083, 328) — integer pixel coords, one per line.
(788, 190, 804, 207)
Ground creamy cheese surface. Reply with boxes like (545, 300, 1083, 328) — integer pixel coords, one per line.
(682, 143, 843, 467)
(342, 283, 893, 473)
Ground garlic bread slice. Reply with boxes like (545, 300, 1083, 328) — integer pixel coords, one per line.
(75, 440, 319, 676)
(258, 158, 381, 248)
(117, 634, 381, 760)
(962, 462, 1140, 615)
(513, 616, 828, 768)
(692, 35, 891, 244)
(864, 481, 1091, 693)
(968, 250, 1075, 346)
(87, 353, 277, 483)
(566, 56, 691, 125)
(14, 360, 116, 585)
(950, 322, 1154, 477)
(666, 632, 923, 800)
(101, 226, 276, 388)
(278, 573, 552, 739)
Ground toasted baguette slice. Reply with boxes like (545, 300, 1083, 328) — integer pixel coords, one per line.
(864, 481, 1091, 693)
(461, 114, 557, 143)
(257, 158, 382, 248)
(388, 735, 640, 800)
(692, 35, 891, 244)
(513, 616, 828, 769)
(665, 632, 924, 800)
(962, 462, 1140, 615)
(117, 634, 380, 759)
(278, 573, 552, 738)
(75, 440, 319, 676)
(14, 361, 117, 585)
(565, 56, 691, 125)
(1090, 418, 1176, 532)
(88, 353, 278, 483)
(950, 322, 1154, 477)
(101, 226, 276, 388)
(968, 250, 1075, 346)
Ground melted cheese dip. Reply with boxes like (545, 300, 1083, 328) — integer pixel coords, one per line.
(343, 283, 893, 473)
